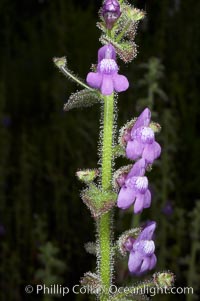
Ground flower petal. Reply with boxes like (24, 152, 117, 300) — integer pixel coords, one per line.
(143, 189, 151, 208)
(139, 221, 156, 240)
(86, 72, 102, 89)
(128, 251, 143, 274)
(98, 44, 116, 63)
(149, 253, 157, 270)
(117, 186, 136, 209)
(135, 240, 155, 256)
(101, 74, 114, 95)
(132, 108, 151, 131)
(126, 140, 144, 160)
(127, 158, 146, 178)
(143, 141, 161, 164)
(113, 74, 129, 92)
(134, 193, 145, 214)
(140, 256, 151, 273)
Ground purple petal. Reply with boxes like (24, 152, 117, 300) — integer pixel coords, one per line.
(143, 189, 151, 208)
(140, 256, 151, 273)
(133, 126, 155, 144)
(135, 240, 155, 256)
(126, 140, 144, 160)
(117, 186, 136, 209)
(98, 44, 116, 62)
(100, 74, 114, 95)
(128, 251, 143, 274)
(133, 193, 145, 214)
(86, 72, 102, 89)
(113, 74, 129, 92)
(142, 141, 161, 164)
(149, 253, 157, 270)
(132, 108, 151, 131)
(139, 221, 156, 240)
(128, 158, 146, 178)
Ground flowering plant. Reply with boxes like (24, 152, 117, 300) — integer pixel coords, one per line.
(54, 1, 174, 300)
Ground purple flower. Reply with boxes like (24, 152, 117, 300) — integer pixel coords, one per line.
(126, 108, 161, 164)
(127, 221, 157, 275)
(117, 158, 151, 214)
(86, 44, 129, 96)
(102, 0, 121, 29)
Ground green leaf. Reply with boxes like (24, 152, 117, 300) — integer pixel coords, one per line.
(64, 89, 102, 111)
(81, 184, 117, 218)
(76, 169, 99, 183)
(100, 35, 137, 63)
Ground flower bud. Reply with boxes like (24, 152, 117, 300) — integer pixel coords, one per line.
(53, 56, 67, 68)
(102, 0, 121, 30)
(153, 272, 175, 288)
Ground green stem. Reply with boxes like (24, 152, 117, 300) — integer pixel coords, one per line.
(98, 94, 115, 301)
(60, 66, 94, 91)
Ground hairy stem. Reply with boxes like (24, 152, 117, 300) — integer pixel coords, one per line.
(60, 66, 94, 91)
(98, 94, 115, 301)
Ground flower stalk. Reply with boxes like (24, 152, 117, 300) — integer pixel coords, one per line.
(98, 94, 115, 301)
(53, 1, 174, 300)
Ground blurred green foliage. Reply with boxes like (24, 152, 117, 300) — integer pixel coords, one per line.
(0, 0, 200, 300)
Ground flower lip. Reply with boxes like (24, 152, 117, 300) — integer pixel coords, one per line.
(126, 176, 148, 193)
(133, 240, 155, 256)
(98, 58, 118, 74)
(142, 240, 155, 255)
(132, 126, 155, 144)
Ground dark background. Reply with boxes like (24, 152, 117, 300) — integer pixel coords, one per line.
(0, 0, 200, 300)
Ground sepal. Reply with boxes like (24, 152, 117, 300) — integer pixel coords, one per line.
(112, 164, 132, 191)
(117, 227, 141, 256)
(118, 118, 136, 147)
(149, 122, 161, 133)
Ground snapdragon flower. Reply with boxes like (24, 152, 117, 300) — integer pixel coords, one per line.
(86, 44, 129, 96)
(126, 108, 161, 164)
(102, 0, 121, 29)
(126, 221, 157, 275)
(117, 158, 151, 214)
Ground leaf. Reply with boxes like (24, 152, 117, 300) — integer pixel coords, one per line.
(64, 89, 102, 111)
(80, 272, 101, 290)
(100, 35, 137, 63)
(81, 184, 117, 218)
(76, 169, 99, 183)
